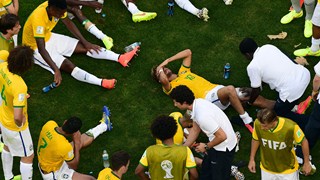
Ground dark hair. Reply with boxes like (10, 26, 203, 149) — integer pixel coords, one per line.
(257, 108, 278, 124)
(0, 13, 19, 34)
(151, 115, 177, 141)
(239, 38, 258, 54)
(8, 46, 34, 75)
(48, 0, 67, 10)
(110, 151, 131, 171)
(151, 65, 160, 82)
(62, 116, 82, 134)
(169, 85, 194, 105)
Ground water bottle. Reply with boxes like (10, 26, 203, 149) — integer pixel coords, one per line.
(124, 42, 141, 52)
(223, 63, 231, 79)
(231, 166, 245, 180)
(42, 82, 57, 93)
(167, 2, 174, 16)
(95, 0, 104, 14)
(102, 150, 110, 168)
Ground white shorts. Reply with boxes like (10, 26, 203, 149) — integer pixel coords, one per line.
(39, 161, 75, 180)
(261, 169, 299, 180)
(33, 33, 78, 74)
(312, 3, 320, 27)
(205, 85, 230, 110)
(0, 122, 34, 157)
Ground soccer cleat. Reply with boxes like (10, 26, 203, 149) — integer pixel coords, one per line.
(224, 0, 233, 5)
(118, 46, 139, 67)
(280, 10, 303, 24)
(294, 47, 320, 57)
(102, 36, 113, 50)
(304, 20, 313, 38)
(100, 106, 113, 131)
(132, 11, 157, 23)
(0, 142, 3, 153)
(101, 79, 116, 89)
(197, 8, 209, 22)
(296, 96, 312, 114)
(13, 175, 22, 180)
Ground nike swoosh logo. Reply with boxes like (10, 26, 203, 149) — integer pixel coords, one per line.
(135, 13, 146, 16)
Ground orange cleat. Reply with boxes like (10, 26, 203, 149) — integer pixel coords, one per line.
(118, 46, 139, 67)
(101, 79, 117, 89)
(296, 96, 312, 114)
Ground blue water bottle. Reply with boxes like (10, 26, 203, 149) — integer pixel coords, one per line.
(223, 63, 231, 79)
(42, 82, 57, 93)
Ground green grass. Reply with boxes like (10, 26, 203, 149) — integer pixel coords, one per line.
(1, 0, 320, 179)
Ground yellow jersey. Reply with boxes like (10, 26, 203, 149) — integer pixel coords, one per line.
(164, 65, 218, 98)
(0, 62, 28, 131)
(0, 33, 14, 52)
(252, 117, 304, 174)
(37, 121, 74, 172)
(0, 50, 9, 63)
(97, 168, 120, 180)
(156, 112, 184, 145)
(22, 1, 67, 49)
(0, 0, 12, 16)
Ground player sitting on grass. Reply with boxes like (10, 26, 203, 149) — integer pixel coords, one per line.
(37, 106, 112, 180)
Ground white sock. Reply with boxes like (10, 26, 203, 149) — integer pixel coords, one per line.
(71, 67, 102, 86)
(20, 161, 33, 180)
(311, 37, 320, 52)
(86, 123, 108, 139)
(1, 149, 14, 180)
(86, 48, 119, 61)
(87, 24, 106, 40)
(239, 111, 253, 124)
(13, 34, 18, 47)
(175, 0, 199, 16)
(128, 2, 140, 14)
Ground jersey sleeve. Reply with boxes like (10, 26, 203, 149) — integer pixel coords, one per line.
(247, 65, 262, 88)
(178, 65, 191, 75)
(314, 61, 320, 76)
(31, 11, 47, 39)
(293, 125, 305, 145)
(252, 120, 259, 141)
(63, 145, 75, 162)
(2, 0, 12, 7)
(139, 150, 148, 167)
(185, 147, 196, 169)
(12, 82, 27, 108)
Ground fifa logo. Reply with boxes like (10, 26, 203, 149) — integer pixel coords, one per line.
(161, 160, 174, 179)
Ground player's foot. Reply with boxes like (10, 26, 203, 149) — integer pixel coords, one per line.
(13, 175, 22, 180)
(304, 20, 313, 38)
(101, 79, 116, 89)
(197, 8, 209, 22)
(0, 142, 4, 153)
(102, 36, 113, 50)
(118, 46, 139, 67)
(100, 106, 113, 131)
(296, 96, 312, 114)
(132, 11, 157, 23)
(280, 10, 303, 24)
(294, 47, 320, 57)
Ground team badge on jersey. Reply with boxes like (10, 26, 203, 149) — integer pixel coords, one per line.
(18, 94, 25, 101)
(36, 26, 44, 34)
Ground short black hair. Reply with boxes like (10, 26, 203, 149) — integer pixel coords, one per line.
(0, 13, 19, 34)
(8, 46, 34, 75)
(62, 116, 82, 134)
(239, 38, 258, 54)
(169, 85, 194, 105)
(151, 65, 160, 82)
(110, 151, 131, 171)
(151, 115, 177, 141)
(48, 0, 67, 10)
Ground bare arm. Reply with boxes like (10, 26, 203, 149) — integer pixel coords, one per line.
(195, 128, 227, 153)
(248, 139, 259, 173)
(5, 0, 19, 15)
(183, 122, 201, 147)
(135, 164, 150, 180)
(189, 168, 198, 180)
(301, 138, 312, 175)
(312, 75, 320, 101)
(66, 0, 102, 9)
(36, 38, 62, 86)
(66, 131, 82, 170)
(13, 107, 25, 127)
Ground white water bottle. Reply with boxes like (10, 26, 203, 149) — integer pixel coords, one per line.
(102, 150, 110, 168)
(95, 0, 104, 13)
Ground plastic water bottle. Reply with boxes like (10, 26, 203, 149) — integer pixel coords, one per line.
(95, 0, 104, 14)
(102, 150, 110, 168)
(223, 63, 231, 79)
(124, 42, 141, 52)
(42, 82, 57, 93)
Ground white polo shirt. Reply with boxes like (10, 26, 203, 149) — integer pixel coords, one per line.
(314, 61, 320, 103)
(190, 99, 237, 151)
(247, 45, 310, 102)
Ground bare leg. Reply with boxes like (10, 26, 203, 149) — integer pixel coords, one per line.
(217, 85, 246, 115)
(252, 96, 276, 109)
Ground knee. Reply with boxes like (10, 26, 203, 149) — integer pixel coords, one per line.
(226, 85, 236, 95)
(21, 153, 34, 163)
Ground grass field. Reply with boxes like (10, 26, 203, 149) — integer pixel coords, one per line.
(1, 0, 320, 179)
